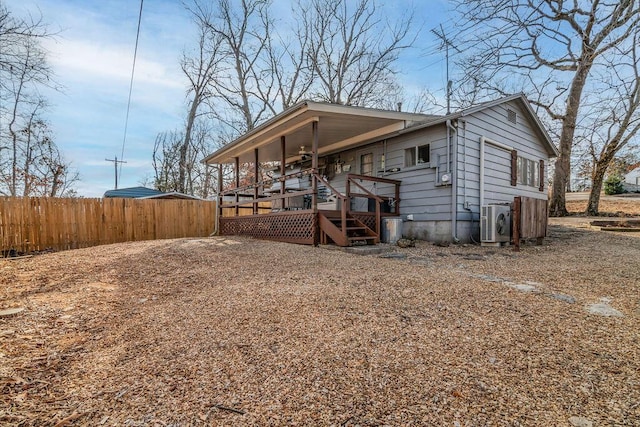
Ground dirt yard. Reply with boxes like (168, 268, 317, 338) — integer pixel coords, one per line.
(565, 192, 640, 216)
(1, 213, 639, 425)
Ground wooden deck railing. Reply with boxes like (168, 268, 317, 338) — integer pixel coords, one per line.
(346, 174, 401, 237)
(314, 173, 348, 235)
(217, 169, 402, 246)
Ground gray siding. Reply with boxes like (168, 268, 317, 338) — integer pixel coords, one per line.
(320, 127, 452, 219)
(455, 100, 550, 224)
(377, 126, 452, 220)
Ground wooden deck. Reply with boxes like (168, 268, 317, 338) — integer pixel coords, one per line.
(218, 173, 402, 247)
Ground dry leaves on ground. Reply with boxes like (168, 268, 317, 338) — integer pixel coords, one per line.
(1, 225, 639, 426)
(566, 197, 640, 216)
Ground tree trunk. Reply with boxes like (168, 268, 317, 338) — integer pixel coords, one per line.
(49, 165, 63, 197)
(586, 163, 607, 216)
(549, 62, 592, 217)
(178, 94, 200, 194)
(586, 139, 621, 215)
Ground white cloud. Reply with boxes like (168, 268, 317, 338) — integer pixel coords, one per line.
(44, 38, 184, 90)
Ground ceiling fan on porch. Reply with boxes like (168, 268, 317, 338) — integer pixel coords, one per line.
(298, 146, 312, 161)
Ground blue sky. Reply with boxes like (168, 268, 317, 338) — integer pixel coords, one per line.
(5, 0, 451, 198)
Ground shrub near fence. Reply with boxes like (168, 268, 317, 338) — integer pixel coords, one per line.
(0, 197, 217, 255)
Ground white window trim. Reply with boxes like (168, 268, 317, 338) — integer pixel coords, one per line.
(517, 155, 540, 188)
(404, 143, 431, 168)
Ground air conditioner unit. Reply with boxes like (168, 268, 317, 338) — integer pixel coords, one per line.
(481, 204, 511, 243)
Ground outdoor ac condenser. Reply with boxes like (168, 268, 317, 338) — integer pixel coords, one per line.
(480, 204, 512, 243)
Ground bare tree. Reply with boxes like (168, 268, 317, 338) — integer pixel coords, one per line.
(151, 121, 218, 198)
(152, 131, 182, 193)
(0, 4, 75, 197)
(196, 0, 274, 133)
(178, 2, 224, 193)
(583, 31, 640, 214)
(265, 5, 315, 111)
(0, 4, 54, 93)
(452, 0, 640, 216)
(301, 0, 414, 107)
(29, 131, 79, 197)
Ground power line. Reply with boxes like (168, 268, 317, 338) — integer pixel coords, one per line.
(119, 0, 144, 182)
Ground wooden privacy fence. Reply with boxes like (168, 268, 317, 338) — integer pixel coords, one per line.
(512, 196, 548, 251)
(0, 197, 217, 254)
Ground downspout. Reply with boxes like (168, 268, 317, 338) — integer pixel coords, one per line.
(447, 120, 459, 243)
(445, 120, 451, 174)
(479, 136, 514, 209)
(461, 120, 467, 207)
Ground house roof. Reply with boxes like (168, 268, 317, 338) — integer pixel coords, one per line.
(139, 192, 204, 200)
(203, 101, 435, 165)
(104, 186, 165, 198)
(625, 165, 640, 178)
(103, 187, 203, 200)
(203, 94, 558, 165)
(403, 93, 559, 157)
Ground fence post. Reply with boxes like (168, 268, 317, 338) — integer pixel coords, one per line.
(513, 196, 521, 252)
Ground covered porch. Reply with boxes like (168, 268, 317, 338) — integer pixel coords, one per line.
(204, 101, 429, 246)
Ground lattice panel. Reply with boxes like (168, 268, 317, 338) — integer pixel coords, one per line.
(220, 212, 316, 245)
(351, 213, 377, 231)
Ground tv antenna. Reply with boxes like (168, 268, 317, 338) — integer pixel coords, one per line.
(431, 24, 459, 114)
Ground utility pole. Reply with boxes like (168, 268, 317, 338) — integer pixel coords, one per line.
(105, 156, 127, 189)
(431, 24, 459, 114)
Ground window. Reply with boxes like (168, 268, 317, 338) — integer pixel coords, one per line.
(404, 144, 430, 167)
(360, 153, 373, 176)
(517, 156, 540, 187)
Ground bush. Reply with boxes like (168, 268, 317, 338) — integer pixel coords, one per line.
(604, 175, 625, 195)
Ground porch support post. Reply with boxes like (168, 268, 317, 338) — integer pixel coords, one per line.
(234, 156, 239, 216)
(253, 148, 259, 214)
(280, 136, 286, 196)
(312, 120, 319, 246)
(217, 164, 223, 233)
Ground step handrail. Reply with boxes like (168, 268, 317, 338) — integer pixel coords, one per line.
(314, 173, 348, 239)
(346, 176, 382, 236)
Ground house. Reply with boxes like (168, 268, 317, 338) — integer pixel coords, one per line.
(103, 186, 203, 200)
(204, 93, 558, 246)
(623, 166, 640, 192)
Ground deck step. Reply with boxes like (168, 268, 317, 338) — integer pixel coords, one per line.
(328, 217, 358, 224)
(348, 235, 376, 240)
(318, 211, 379, 247)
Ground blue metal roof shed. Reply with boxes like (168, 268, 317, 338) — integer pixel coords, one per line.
(103, 186, 205, 200)
(103, 186, 165, 198)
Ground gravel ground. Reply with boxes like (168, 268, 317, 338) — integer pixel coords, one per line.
(1, 221, 639, 426)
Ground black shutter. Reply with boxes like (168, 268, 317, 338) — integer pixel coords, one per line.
(539, 160, 545, 192)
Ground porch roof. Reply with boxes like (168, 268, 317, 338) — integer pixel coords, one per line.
(203, 101, 434, 165)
